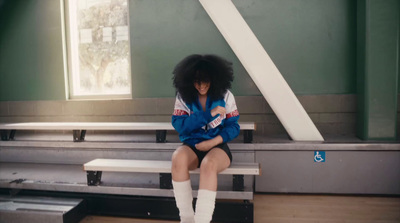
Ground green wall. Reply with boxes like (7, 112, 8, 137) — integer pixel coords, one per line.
(356, 0, 399, 140)
(0, 0, 357, 101)
(0, 0, 66, 101)
(130, 0, 357, 98)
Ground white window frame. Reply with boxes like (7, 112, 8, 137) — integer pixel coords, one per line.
(64, 0, 132, 100)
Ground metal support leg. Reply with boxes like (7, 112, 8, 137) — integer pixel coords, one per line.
(9, 130, 16, 140)
(1, 130, 16, 141)
(156, 130, 167, 143)
(244, 130, 253, 143)
(80, 130, 87, 141)
(73, 130, 86, 142)
(160, 173, 172, 189)
(233, 175, 244, 191)
(1, 130, 9, 141)
(73, 130, 80, 142)
(87, 171, 102, 186)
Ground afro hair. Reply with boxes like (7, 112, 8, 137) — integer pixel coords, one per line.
(172, 54, 234, 104)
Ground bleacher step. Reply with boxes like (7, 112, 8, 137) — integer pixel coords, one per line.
(0, 195, 86, 223)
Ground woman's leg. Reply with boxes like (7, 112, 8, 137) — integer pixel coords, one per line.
(171, 145, 199, 223)
(171, 145, 199, 181)
(195, 148, 231, 223)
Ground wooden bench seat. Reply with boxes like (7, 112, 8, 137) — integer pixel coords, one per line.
(0, 122, 255, 143)
(83, 158, 260, 192)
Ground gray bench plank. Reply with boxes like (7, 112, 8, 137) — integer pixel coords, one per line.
(0, 180, 254, 200)
(84, 159, 260, 175)
(0, 122, 255, 130)
(0, 122, 255, 143)
(0, 195, 86, 223)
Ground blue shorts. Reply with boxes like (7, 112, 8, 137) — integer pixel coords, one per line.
(183, 142, 233, 167)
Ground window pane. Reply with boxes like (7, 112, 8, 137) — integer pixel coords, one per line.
(67, 0, 131, 98)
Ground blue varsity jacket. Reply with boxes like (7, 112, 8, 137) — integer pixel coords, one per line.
(172, 90, 240, 146)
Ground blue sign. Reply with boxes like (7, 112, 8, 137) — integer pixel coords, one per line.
(314, 151, 325, 162)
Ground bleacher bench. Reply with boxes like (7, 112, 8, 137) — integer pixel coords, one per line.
(84, 158, 260, 190)
(0, 122, 255, 143)
(83, 159, 260, 222)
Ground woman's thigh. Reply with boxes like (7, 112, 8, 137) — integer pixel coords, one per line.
(172, 145, 199, 171)
(202, 147, 231, 173)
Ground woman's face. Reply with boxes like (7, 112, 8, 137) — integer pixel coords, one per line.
(194, 81, 210, 96)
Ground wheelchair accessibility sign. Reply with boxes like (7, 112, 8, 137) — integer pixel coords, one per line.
(314, 151, 325, 162)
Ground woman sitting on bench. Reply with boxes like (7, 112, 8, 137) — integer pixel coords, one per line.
(171, 54, 240, 223)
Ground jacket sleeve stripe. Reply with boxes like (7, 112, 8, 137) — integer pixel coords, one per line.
(173, 109, 189, 116)
(226, 109, 239, 119)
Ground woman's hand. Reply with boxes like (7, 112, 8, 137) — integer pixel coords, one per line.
(195, 140, 214, 152)
(195, 136, 223, 152)
(211, 106, 226, 117)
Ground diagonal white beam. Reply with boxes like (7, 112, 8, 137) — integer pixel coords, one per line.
(200, 0, 324, 141)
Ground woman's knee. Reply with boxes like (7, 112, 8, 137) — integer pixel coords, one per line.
(171, 147, 195, 172)
(199, 157, 218, 175)
(200, 149, 230, 175)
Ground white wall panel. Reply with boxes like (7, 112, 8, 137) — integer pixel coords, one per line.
(200, 0, 324, 141)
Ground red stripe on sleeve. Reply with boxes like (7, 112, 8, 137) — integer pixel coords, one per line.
(226, 110, 239, 118)
(173, 109, 189, 116)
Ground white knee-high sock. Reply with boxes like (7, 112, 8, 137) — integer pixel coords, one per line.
(172, 180, 195, 223)
(194, 189, 217, 223)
